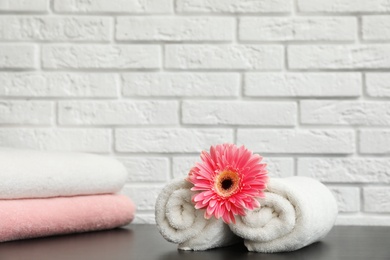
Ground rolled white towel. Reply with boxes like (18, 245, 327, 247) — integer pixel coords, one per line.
(0, 148, 127, 199)
(229, 176, 338, 253)
(155, 178, 240, 251)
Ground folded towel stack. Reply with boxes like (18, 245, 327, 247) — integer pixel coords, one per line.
(156, 176, 338, 252)
(0, 148, 135, 242)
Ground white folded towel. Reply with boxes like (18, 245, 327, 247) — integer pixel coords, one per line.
(229, 176, 338, 253)
(155, 178, 240, 251)
(0, 148, 127, 199)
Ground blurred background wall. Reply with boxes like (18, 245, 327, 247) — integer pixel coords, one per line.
(0, 0, 389, 225)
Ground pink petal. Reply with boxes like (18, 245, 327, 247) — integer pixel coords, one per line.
(225, 201, 231, 211)
(195, 201, 206, 209)
(193, 192, 209, 202)
(209, 199, 217, 207)
(236, 150, 252, 169)
(215, 203, 225, 219)
(206, 203, 217, 218)
(200, 151, 216, 171)
(228, 211, 236, 224)
(187, 143, 268, 224)
(210, 145, 218, 164)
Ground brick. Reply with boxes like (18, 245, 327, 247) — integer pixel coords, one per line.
(42, 45, 160, 69)
(301, 100, 390, 126)
(245, 73, 361, 97)
(364, 187, 390, 212)
(172, 156, 200, 178)
(0, 45, 36, 69)
(336, 215, 390, 226)
(0, 128, 110, 152)
(366, 73, 390, 97)
(122, 73, 239, 97)
(116, 17, 234, 41)
(360, 130, 390, 154)
(165, 45, 283, 70)
(0, 17, 111, 42)
(0, 101, 53, 125)
(117, 157, 169, 182)
(0, 0, 48, 12)
(0, 73, 118, 98)
(54, 0, 172, 13)
(240, 17, 356, 42)
(115, 128, 233, 153)
(298, 0, 390, 13)
(132, 214, 156, 224)
(172, 156, 294, 179)
(289, 45, 390, 69)
(59, 101, 178, 125)
(121, 185, 163, 210)
(237, 129, 354, 154)
(182, 101, 297, 126)
(176, 0, 292, 13)
(264, 158, 294, 178)
(329, 187, 360, 212)
(363, 16, 390, 41)
(298, 158, 390, 183)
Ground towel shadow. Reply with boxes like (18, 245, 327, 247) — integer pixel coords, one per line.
(159, 241, 331, 260)
(158, 243, 248, 260)
(0, 228, 134, 260)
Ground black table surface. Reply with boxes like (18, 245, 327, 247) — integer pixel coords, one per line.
(0, 225, 389, 260)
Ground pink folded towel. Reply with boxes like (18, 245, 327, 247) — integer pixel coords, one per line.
(0, 194, 135, 242)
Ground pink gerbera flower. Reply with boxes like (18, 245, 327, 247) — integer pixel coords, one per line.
(187, 143, 268, 224)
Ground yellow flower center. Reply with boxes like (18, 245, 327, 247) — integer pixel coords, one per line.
(214, 170, 240, 198)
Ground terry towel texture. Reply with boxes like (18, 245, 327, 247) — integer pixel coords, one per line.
(155, 179, 240, 251)
(0, 194, 135, 242)
(0, 148, 136, 242)
(229, 176, 338, 253)
(0, 148, 127, 199)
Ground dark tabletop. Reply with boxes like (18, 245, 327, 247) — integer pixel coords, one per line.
(0, 225, 389, 260)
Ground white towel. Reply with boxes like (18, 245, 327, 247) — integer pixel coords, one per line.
(155, 178, 240, 251)
(229, 176, 338, 253)
(0, 148, 127, 199)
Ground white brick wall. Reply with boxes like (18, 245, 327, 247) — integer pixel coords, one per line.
(0, 128, 110, 152)
(165, 45, 283, 70)
(289, 45, 390, 69)
(0, 73, 119, 97)
(0, 0, 389, 226)
(362, 16, 390, 40)
(53, 0, 173, 14)
(122, 73, 240, 97)
(59, 100, 179, 125)
(297, 0, 390, 13)
(0, 16, 111, 42)
(300, 101, 390, 126)
(237, 129, 355, 154)
(116, 17, 235, 41)
(0, 45, 37, 69)
(245, 73, 362, 97)
(0, 100, 53, 125)
(0, 0, 48, 12)
(42, 45, 160, 69)
(329, 187, 360, 212)
(363, 187, 390, 212)
(239, 17, 357, 42)
(176, 0, 292, 13)
(182, 101, 297, 126)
